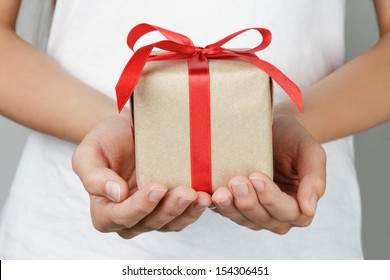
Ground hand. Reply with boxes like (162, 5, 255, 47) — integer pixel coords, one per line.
(72, 116, 211, 239)
(211, 114, 326, 234)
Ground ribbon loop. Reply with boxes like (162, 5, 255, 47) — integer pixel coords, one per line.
(116, 23, 302, 112)
(127, 23, 194, 51)
(205, 27, 272, 53)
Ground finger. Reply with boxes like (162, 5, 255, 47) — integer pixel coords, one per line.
(129, 185, 197, 233)
(90, 183, 168, 232)
(212, 187, 255, 229)
(296, 141, 327, 217)
(268, 223, 293, 235)
(160, 191, 212, 232)
(249, 172, 310, 226)
(118, 187, 198, 238)
(117, 228, 141, 240)
(73, 143, 131, 202)
(228, 176, 280, 229)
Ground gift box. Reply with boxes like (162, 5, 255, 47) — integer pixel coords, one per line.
(116, 24, 302, 194)
(133, 58, 273, 192)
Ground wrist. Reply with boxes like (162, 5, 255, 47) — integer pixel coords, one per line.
(274, 102, 304, 125)
(274, 101, 324, 143)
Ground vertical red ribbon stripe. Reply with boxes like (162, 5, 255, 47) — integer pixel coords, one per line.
(115, 23, 303, 194)
(188, 54, 212, 193)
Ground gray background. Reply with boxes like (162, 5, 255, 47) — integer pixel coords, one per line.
(0, 0, 389, 259)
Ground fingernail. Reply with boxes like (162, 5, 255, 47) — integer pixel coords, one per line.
(148, 189, 167, 202)
(208, 202, 217, 210)
(250, 178, 265, 192)
(105, 181, 121, 202)
(310, 194, 318, 214)
(231, 183, 249, 197)
(193, 202, 207, 211)
(215, 198, 232, 208)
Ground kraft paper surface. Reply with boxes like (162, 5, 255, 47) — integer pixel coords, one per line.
(134, 58, 273, 192)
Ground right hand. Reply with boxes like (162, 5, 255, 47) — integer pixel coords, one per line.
(72, 116, 211, 239)
(211, 114, 326, 234)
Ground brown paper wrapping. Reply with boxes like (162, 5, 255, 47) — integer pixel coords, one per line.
(133, 58, 273, 192)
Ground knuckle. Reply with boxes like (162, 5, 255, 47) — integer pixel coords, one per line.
(133, 203, 153, 217)
(91, 219, 109, 233)
(284, 212, 301, 224)
(90, 208, 109, 233)
(163, 224, 186, 233)
(237, 219, 255, 229)
(117, 232, 131, 239)
(164, 207, 182, 218)
(304, 176, 326, 200)
(107, 206, 124, 227)
(263, 219, 281, 230)
(254, 215, 273, 226)
(312, 175, 326, 188)
(272, 226, 291, 235)
(82, 173, 93, 189)
(113, 216, 128, 228)
(259, 196, 274, 207)
(248, 225, 262, 231)
(297, 217, 313, 228)
(314, 178, 326, 197)
(237, 200, 258, 212)
(140, 222, 160, 232)
(82, 172, 100, 192)
(188, 208, 203, 219)
(117, 231, 136, 240)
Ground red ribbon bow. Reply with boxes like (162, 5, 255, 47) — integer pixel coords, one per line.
(116, 23, 302, 193)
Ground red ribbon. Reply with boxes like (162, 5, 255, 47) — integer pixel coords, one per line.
(116, 23, 302, 193)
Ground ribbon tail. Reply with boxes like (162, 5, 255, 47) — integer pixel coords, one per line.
(115, 44, 155, 112)
(245, 55, 303, 111)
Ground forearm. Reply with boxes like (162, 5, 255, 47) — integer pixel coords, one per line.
(0, 21, 121, 144)
(276, 30, 390, 143)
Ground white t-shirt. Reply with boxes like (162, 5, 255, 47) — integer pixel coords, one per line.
(0, 0, 363, 259)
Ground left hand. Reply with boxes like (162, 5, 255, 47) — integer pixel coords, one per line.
(211, 114, 326, 234)
(72, 116, 211, 239)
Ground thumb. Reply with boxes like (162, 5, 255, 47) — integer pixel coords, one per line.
(297, 174, 325, 217)
(296, 141, 327, 217)
(72, 144, 131, 203)
(79, 166, 131, 203)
